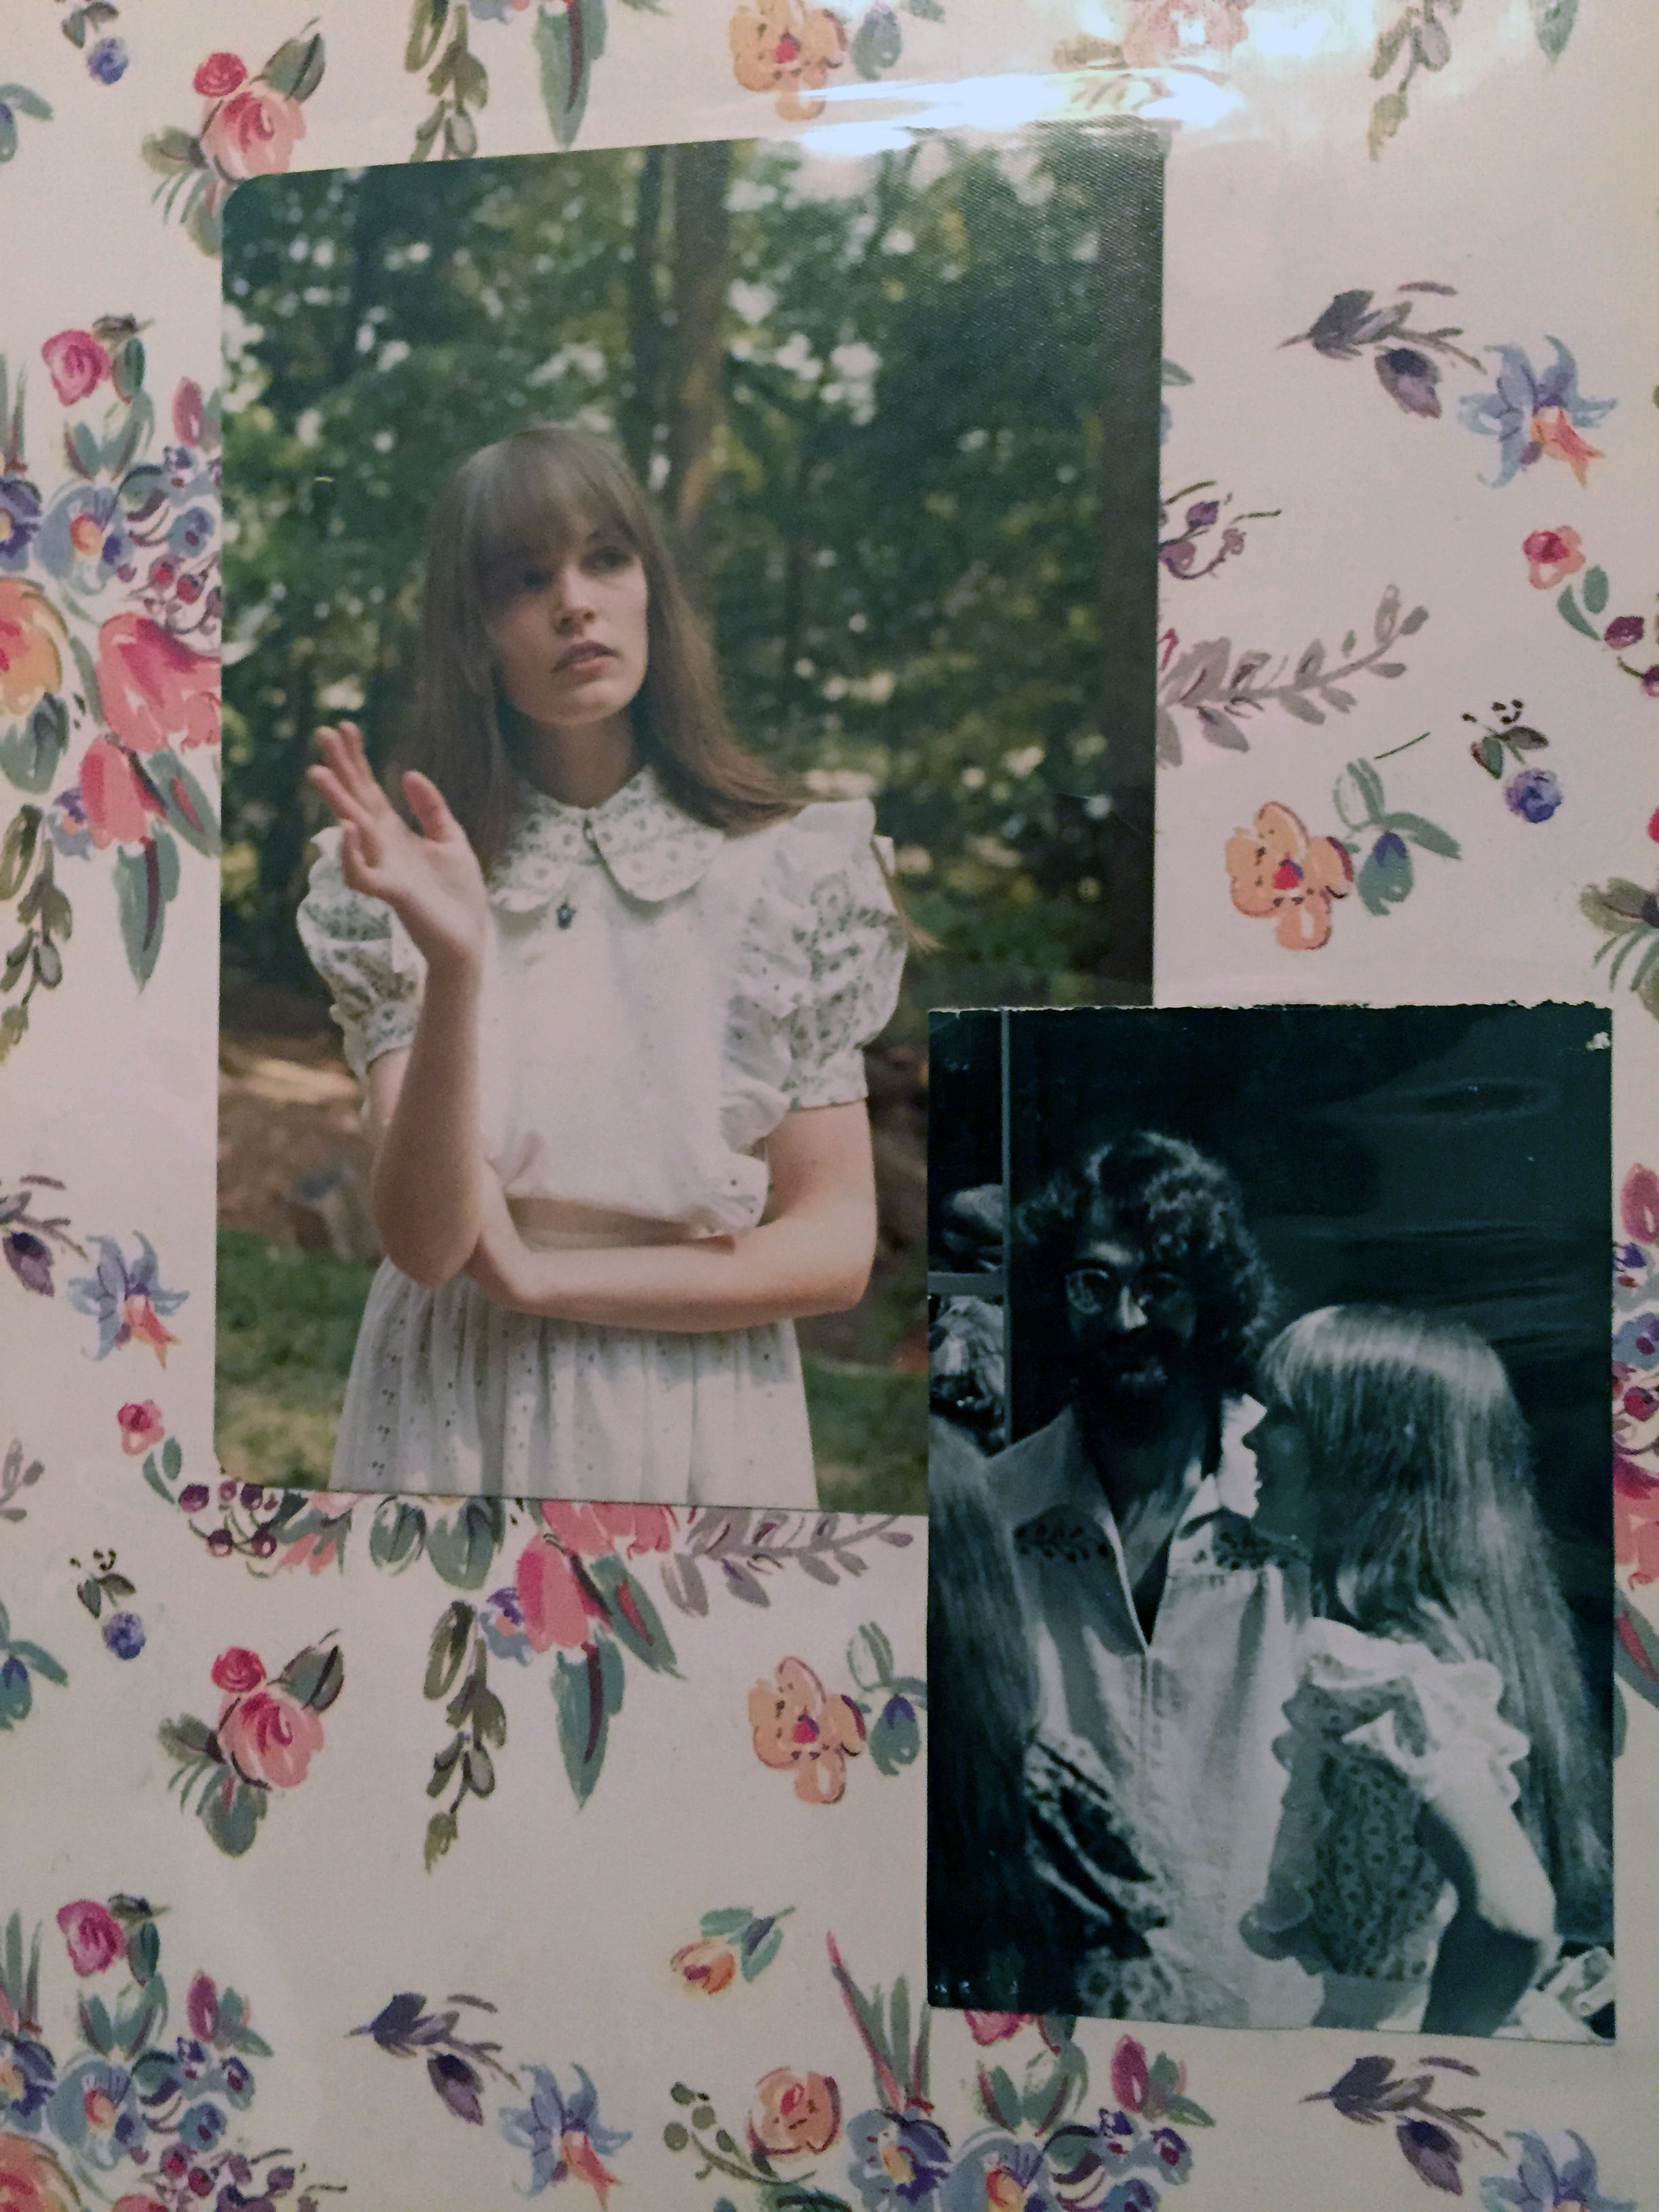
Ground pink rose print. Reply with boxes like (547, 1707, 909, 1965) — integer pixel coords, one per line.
(749, 1656, 867, 1804)
(965, 2012, 1036, 2047)
(0, 2135, 82, 2212)
(40, 329, 112, 408)
(96, 612, 220, 754)
(1111, 2034, 1151, 2110)
(1523, 526, 1585, 591)
(56, 1899, 124, 1976)
(1122, 0, 1250, 67)
(538, 1500, 678, 1559)
(217, 1686, 325, 1788)
(77, 735, 166, 852)
(211, 1646, 266, 1694)
(115, 1401, 165, 1456)
(186, 1969, 221, 2041)
(201, 83, 307, 181)
(747, 2067, 841, 2158)
(671, 1937, 738, 1994)
(192, 53, 249, 99)
(516, 1535, 609, 1654)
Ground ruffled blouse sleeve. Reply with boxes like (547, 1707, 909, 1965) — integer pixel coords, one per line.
(728, 800, 907, 1116)
(1300, 1619, 1530, 1809)
(294, 827, 424, 1082)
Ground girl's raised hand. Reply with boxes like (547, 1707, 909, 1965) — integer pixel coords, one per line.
(308, 722, 489, 975)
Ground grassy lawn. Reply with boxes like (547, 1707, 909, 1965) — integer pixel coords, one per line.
(215, 1229, 926, 1512)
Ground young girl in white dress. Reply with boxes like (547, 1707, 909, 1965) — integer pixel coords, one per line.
(1241, 1305, 1611, 2036)
(295, 425, 905, 1504)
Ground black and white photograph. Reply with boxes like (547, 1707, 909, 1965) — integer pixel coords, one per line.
(927, 1002, 1614, 2040)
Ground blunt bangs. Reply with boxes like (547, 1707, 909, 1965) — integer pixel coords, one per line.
(452, 428, 653, 615)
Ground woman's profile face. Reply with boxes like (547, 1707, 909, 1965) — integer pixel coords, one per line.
(1242, 1395, 1319, 1546)
(487, 514, 650, 739)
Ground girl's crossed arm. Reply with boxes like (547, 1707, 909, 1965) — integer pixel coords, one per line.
(1416, 1767, 1557, 2036)
(463, 1100, 879, 1332)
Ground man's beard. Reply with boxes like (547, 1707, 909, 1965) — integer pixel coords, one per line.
(1071, 1332, 1189, 1440)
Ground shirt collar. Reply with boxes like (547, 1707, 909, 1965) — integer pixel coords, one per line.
(1000, 1405, 1228, 1565)
(489, 763, 726, 913)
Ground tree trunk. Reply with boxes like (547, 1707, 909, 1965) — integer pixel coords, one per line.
(665, 139, 733, 607)
(619, 144, 668, 486)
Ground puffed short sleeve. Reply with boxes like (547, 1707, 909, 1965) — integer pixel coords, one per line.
(294, 827, 424, 1082)
(1298, 1619, 1530, 1809)
(725, 800, 907, 1123)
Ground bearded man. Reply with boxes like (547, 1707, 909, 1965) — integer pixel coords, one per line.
(981, 1130, 1318, 2027)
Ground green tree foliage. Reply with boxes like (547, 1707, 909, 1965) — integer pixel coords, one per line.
(222, 131, 1153, 1004)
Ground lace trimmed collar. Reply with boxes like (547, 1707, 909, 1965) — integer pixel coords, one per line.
(489, 764, 726, 913)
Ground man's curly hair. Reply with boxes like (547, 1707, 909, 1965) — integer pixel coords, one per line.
(1015, 1130, 1275, 1400)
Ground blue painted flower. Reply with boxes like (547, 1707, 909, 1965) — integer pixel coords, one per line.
(102, 1610, 145, 1659)
(847, 2107, 952, 2208)
(1480, 2131, 1635, 2212)
(35, 485, 134, 594)
(1102, 2184, 1160, 2212)
(939, 2131, 1062, 2212)
(67, 1234, 188, 1364)
(178, 2097, 228, 2152)
(479, 1584, 533, 1664)
(0, 476, 42, 572)
(167, 505, 216, 559)
(0, 1654, 33, 1724)
(46, 784, 94, 862)
(1458, 339, 1616, 487)
(1504, 767, 1562, 823)
(47, 2055, 147, 2167)
(1612, 1309, 1659, 1365)
(0, 2031, 56, 2127)
(87, 37, 129, 83)
(499, 2064, 629, 2198)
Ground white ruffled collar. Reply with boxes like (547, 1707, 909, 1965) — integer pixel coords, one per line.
(489, 763, 726, 912)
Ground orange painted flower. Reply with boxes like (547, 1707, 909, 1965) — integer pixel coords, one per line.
(671, 1936, 738, 1993)
(0, 2133, 82, 2212)
(749, 1656, 866, 1804)
(122, 1291, 181, 1366)
(0, 579, 66, 719)
(729, 0, 847, 120)
(1532, 407, 1602, 486)
(1522, 526, 1585, 591)
(201, 83, 306, 180)
(1225, 802, 1353, 950)
(748, 2067, 841, 2158)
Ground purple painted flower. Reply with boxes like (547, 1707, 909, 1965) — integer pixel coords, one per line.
(1376, 346, 1441, 417)
(1504, 767, 1562, 823)
(3, 1229, 54, 1296)
(168, 505, 216, 558)
(428, 2050, 485, 2125)
(479, 1583, 533, 1664)
(1458, 337, 1616, 487)
(0, 476, 42, 572)
(1604, 615, 1644, 649)
(178, 2097, 227, 2152)
(848, 2107, 952, 2207)
(102, 1610, 146, 1659)
(1482, 2130, 1635, 2212)
(1398, 2118, 1462, 2192)
(1641, 666, 1659, 699)
(35, 485, 134, 594)
(1185, 498, 1220, 531)
(46, 783, 94, 862)
(0, 2030, 56, 2123)
(178, 1483, 211, 1513)
(66, 1233, 188, 1363)
(87, 37, 129, 83)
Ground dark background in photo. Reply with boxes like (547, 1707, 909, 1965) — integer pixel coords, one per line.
(215, 125, 1166, 1500)
(928, 1000, 1614, 1759)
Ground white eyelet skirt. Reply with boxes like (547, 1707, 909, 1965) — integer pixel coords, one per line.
(327, 1261, 819, 1504)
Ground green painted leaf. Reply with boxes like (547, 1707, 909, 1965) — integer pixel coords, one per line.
(1164, 2093, 1216, 2127)
(1557, 584, 1601, 640)
(371, 1497, 427, 1571)
(0, 806, 41, 897)
(126, 1917, 161, 1984)
(266, 33, 327, 104)
(115, 830, 180, 989)
(424, 1809, 457, 1869)
(868, 1694, 921, 1776)
(587, 1554, 678, 1674)
(1368, 91, 1408, 157)
(426, 1498, 507, 1589)
(281, 1639, 344, 1712)
(853, 3, 904, 79)
(79, 1992, 115, 2053)
(1615, 1590, 1659, 1708)
(424, 1603, 475, 1700)
(743, 1920, 785, 1980)
(201, 1773, 268, 1858)
(1, 697, 68, 794)
(699, 1906, 754, 1938)
(1530, 0, 1577, 59)
(1381, 811, 1460, 859)
(0, 85, 52, 122)
(1582, 565, 1610, 616)
(1357, 834, 1414, 916)
(1471, 732, 1505, 778)
(147, 751, 220, 858)
(554, 1637, 624, 1805)
(161, 1435, 182, 1479)
(534, 0, 607, 150)
(406, 0, 451, 71)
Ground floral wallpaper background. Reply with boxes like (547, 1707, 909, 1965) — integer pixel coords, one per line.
(1, 0, 1656, 2204)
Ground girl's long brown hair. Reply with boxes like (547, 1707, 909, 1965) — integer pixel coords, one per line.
(1260, 1303, 1612, 1942)
(401, 424, 800, 871)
